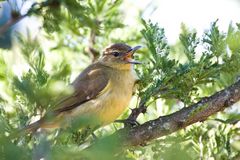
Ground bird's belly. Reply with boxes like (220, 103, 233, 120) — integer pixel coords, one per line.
(97, 90, 132, 125)
(68, 86, 133, 126)
(67, 69, 136, 127)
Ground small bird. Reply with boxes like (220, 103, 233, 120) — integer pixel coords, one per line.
(25, 43, 141, 132)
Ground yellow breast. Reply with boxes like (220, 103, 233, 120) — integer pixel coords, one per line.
(96, 68, 137, 125)
(68, 67, 137, 126)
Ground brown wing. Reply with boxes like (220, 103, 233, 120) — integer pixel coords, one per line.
(53, 63, 109, 114)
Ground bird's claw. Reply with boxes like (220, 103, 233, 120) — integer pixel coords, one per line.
(115, 119, 140, 127)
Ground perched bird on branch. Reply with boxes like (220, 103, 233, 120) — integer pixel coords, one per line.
(24, 43, 141, 133)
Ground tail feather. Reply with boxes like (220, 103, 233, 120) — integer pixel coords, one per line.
(8, 120, 42, 139)
(23, 120, 42, 133)
(8, 115, 62, 139)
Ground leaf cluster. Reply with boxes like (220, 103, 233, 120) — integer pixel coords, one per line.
(137, 20, 240, 106)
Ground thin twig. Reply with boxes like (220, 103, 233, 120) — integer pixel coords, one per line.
(0, 0, 55, 36)
(0, 14, 27, 36)
(87, 21, 100, 62)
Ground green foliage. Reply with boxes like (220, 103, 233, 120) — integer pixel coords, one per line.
(0, 54, 7, 81)
(0, 137, 31, 160)
(12, 35, 72, 121)
(134, 20, 240, 159)
(138, 20, 225, 105)
(142, 122, 240, 160)
(1, 0, 240, 159)
(227, 23, 240, 53)
(203, 20, 227, 58)
(37, 0, 124, 35)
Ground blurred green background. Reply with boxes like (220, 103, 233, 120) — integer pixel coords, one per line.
(1, 0, 240, 159)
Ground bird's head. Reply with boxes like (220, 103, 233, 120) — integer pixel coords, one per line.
(99, 43, 141, 70)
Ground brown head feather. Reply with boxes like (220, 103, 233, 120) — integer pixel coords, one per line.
(103, 43, 131, 54)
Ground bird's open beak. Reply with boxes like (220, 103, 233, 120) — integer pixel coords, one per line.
(124, 45, 142, 64)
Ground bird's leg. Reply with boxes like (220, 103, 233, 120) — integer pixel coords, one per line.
(79, 127, 92, 141)
(71, 130, 90, 145)
(77, 126, 99, 143)
(115, 119, 140, 127)
(90, 125, 100, 140)
(91, 132, 98, 140)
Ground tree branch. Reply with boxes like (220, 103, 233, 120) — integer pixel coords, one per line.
(0, 14, 27, 36)
(87, 79, 240, 151)
(124, 100, 147, 126)
(0, 0, 58, 36)
(86, 20, 101, 62)
(122, 79, 240, 146)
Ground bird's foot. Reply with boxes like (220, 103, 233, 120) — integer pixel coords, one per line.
(115, 119, 140, 127)
(91, 132, 98, 140)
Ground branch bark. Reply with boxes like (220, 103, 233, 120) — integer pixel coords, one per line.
(122, 79, 240, 146)
(0, 1, 57, 36)
(86, 79, 240, 151)
(0, 14, 27, 36)
(86, 20, 101, 62)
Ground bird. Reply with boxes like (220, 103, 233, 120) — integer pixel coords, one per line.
(24, 43, 142, 133)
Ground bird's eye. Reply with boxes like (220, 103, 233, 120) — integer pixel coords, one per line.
(112, 52, 120, 57)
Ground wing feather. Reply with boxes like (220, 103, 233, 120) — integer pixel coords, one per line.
(53, 63, 109, 114)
